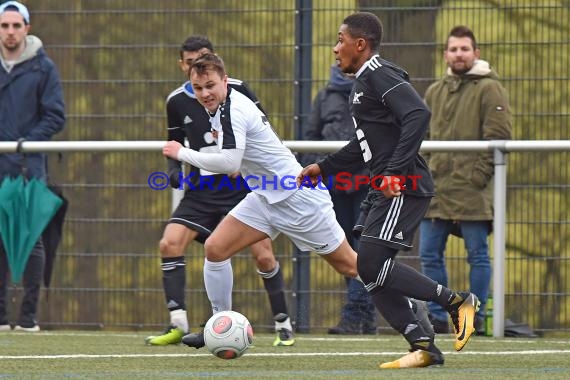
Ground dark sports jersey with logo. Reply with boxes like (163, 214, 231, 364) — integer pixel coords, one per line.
(166, 78, 264, 204)
(319, 55, 434, 197)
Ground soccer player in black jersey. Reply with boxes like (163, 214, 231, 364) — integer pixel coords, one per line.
(298, 12, 480, 368)
(145, 36, 294, 347)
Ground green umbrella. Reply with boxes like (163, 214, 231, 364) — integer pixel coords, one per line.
(0, 176, 63, 284)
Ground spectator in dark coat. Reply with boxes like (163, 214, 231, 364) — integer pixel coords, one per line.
(0, 1, 65, 332)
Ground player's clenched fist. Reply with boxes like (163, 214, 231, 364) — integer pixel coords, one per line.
(163, 140, 183, 160)
(296, 163, 323, 188)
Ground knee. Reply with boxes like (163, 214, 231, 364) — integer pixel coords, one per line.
(204, 237, 229, 262)
(203, 238, 216, 259)
(159, 236, 181, 256)
(467, 252, 491, 266)
(419, 250, 437, 261)
(422, 257, 445, 269)
(248, 240, 275, 271)
(356, 244, 394, 286)
(254, 255, 275, 272)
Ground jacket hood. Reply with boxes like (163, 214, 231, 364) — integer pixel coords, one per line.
(328, 65, 353, 94)
(446, 59, 497, 79)
(444, 59, 499, 92)
(0, 35, 43, 72)
(19, 35, 43, 63)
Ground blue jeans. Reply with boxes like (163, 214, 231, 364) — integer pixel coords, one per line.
(419, 219, 491, 322)
(331, 188, 375, 325)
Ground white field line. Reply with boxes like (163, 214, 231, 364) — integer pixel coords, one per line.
(5, 331, 570, 345)
(2, 350, 570, 360)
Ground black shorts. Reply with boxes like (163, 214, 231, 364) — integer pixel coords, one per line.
(360, 193, 431, 251)
(168, 189, 248, 244)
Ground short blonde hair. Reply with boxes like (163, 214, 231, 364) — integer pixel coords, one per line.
(190, 52, 226, 78)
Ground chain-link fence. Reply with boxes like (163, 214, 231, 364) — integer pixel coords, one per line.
(4, 0, 569, 335)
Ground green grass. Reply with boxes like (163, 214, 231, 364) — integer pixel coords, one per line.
(1, 331, 569, 379)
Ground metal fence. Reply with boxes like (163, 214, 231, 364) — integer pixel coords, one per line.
(2, 1, 569, 335)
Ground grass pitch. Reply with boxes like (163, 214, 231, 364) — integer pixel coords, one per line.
(1, 331, 569, 379)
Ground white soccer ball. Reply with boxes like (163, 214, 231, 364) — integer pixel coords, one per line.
(203, 310, 254, 359)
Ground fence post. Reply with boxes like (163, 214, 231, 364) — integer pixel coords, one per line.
(293, 0, 313, 140)
(293, 0, 313, 333)
(492, 144, 508, 337)
(293, 250, 311, 333)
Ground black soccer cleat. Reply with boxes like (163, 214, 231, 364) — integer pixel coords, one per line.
(181, 330, 205, 349)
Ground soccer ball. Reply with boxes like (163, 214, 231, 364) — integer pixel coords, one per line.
(203, 310, 254, 359)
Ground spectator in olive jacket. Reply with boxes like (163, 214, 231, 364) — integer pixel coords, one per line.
(419, 25, 512, 335)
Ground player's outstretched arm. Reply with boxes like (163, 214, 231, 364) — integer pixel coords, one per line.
(164, 140, 243, 174)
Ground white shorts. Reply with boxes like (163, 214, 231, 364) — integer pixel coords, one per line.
(229, 188, 345, 254)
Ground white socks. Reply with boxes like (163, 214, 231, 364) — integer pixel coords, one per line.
(204, 258, 233, 314)
(275, 316, 293, 332)
(170, 309, 188, 333)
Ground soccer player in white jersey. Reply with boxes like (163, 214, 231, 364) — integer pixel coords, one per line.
(298, 12, 480, 368)
(163, 52, 435, 352)
(146, 36, 294, 347)
(162, 52, 359, 347)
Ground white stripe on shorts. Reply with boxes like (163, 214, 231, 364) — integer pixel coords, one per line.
(379, 194, 404, 240)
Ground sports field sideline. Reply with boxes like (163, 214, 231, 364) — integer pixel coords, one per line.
(1, 331, 570, 379)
